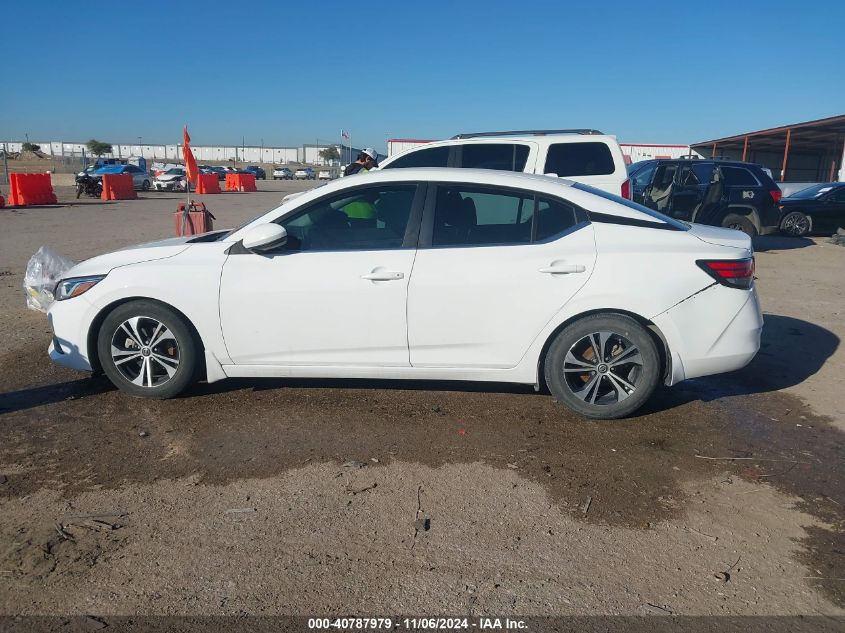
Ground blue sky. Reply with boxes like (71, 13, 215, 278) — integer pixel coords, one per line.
(2, 0, 843, 152)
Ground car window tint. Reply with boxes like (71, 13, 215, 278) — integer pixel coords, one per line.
(630, 163, 656, 188)
(721, 166, 759, 186)
(433, 186, 533, 246)
(384, 146, 450, 169)
(460, 144, 529, 171)
(652, 164, 678, 188)
(280, 185, 417, 251)
(535, 197, 578, 241)
(692, 163, 715, 183)
(544, 142, 615, 176)
(678, 165, 699, 186)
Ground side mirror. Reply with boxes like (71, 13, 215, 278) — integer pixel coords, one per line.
(242, 223, 287, 252)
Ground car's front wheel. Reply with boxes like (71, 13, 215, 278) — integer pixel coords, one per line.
(141, 180, 151, 191)
(780, 210, 811, 237)
(543, 314, 660, 419)
(97, 300, 198, 399)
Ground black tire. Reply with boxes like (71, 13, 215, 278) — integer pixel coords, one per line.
(543, 314, 660, 419)
(721, 213, 758, 237)
(97, 300, 198, 399)
(141, 180, 150, 191)
(76, 185, 82, 199)
(780, 210, 811, 237)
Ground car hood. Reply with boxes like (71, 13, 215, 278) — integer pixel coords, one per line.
(686, 223, 752, 251)
(156, 174, 183, 181)
(63, 237, 194, 278)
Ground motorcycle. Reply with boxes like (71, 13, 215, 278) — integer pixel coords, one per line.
(75, 174, 103, 199)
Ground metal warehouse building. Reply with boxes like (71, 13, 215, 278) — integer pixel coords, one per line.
(691, 114, 845, 183)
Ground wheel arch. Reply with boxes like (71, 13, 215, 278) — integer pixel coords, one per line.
(87, 296, 206, 375)
(722, 204, 762, 232)
(536, 308, 672, 391)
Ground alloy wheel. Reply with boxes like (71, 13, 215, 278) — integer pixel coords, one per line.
(110, 316, 180, 387)
(562, 331, 643, 405)
(781, 212, 810, 236)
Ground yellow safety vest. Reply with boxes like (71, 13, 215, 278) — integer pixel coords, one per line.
(343, 200, 376, 219)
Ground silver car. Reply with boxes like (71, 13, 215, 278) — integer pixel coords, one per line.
(93, 164, 153, 191)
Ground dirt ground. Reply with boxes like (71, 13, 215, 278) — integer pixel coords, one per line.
(0, 181, 843, 620)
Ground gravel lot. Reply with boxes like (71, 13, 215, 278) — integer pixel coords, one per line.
(0, 180, 843, 618)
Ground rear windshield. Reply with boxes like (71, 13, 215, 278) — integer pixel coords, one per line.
(545, 142, 615, 177)
(572, 182, 689, 231)
(788, 183, 835, 199)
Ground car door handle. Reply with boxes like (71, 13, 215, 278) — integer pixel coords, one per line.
(361, 271, 404, 281)
(539, 264, 586, 275)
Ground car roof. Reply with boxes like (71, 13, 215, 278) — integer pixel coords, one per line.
(228, 167, 675, 242)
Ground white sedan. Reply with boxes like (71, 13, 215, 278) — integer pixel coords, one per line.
(47, 168, 762, 419)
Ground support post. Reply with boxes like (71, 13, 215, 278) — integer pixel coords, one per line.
(780, 129, 792, 182)
(711, 143, 717, 158)
(741, 136, 749, 162)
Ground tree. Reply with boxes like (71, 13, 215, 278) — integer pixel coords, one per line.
(86, 139, 113, 157)
(319, 146, 340, 163)
(21, 142, 41, 152)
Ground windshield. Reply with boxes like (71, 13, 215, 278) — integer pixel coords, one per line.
(788, 183, 835, 199)
(165, 168, 184, 175)
(572, 182, 690, 230)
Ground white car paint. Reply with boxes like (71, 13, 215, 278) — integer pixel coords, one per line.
(377, 134, 629, 197)
(47, 168, 762, 416)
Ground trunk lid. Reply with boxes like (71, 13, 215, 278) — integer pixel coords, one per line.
(686, 223, 752, 251)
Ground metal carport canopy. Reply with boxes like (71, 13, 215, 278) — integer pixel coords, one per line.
(690, 113, 845, 182)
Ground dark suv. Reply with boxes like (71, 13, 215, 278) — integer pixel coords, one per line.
(628, 159, 782, 235)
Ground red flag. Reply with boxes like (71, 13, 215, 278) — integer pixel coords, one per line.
(182, 125, 198, 185)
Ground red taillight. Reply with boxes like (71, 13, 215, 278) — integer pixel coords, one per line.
(770, 189, 782, 203)
(697, 258, 755, 289)
(621, 178, 631, 200)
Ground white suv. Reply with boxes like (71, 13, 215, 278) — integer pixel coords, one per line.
(378, 129, 631, 198)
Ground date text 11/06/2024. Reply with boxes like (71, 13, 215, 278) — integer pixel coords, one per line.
(308, 617, 528, 630)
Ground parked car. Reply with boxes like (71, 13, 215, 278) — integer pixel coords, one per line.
(93, 164, 152, 191)
(627, 159, 782, 236)
(377, 129, 631, 197)
(273, 167, 293, 180)
(207, 166, 227, 181)
(294, 167, 315, 180)
(778, 182, 845, 236)
(153, 167, 186, 191)
(243, 165, 266, 180)
(318, 170, 332, 180)
(47, 168, 761, 419)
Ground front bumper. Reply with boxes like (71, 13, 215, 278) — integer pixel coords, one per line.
(47, 296, 96, 372)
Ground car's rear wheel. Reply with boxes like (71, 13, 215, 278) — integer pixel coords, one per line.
(721, 213, 758, 237)
(780, 210, 811, 237)
(141, 180, 150, 191)
(543, 314, 660, 419)
(97, 300, 198, 399)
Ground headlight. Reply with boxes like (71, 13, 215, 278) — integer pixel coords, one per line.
(55, 275, 106, 301)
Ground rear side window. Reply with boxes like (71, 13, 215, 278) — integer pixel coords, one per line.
(721, 166, 759, 186)
(460, 144, 529, 172)
(544, 142, 615, 177)
(384, 146, 449, 169)
(535, 197, 578, 241)
(432, 186, 534, 246)
(692, 163, 716, 183)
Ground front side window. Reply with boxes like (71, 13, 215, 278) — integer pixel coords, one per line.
(544, 142, 615, 177)
(830, 186, 845, 202)
(460, 144, 529, 171)
(384, 146, 450, 169)
(432, 186, 535, 246)
(630, 162, 656, 188)
(280, 185, 417, 251)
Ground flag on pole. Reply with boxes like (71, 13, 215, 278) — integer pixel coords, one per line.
(182, 125, 198, 185)
(341, 130, 350, 140)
